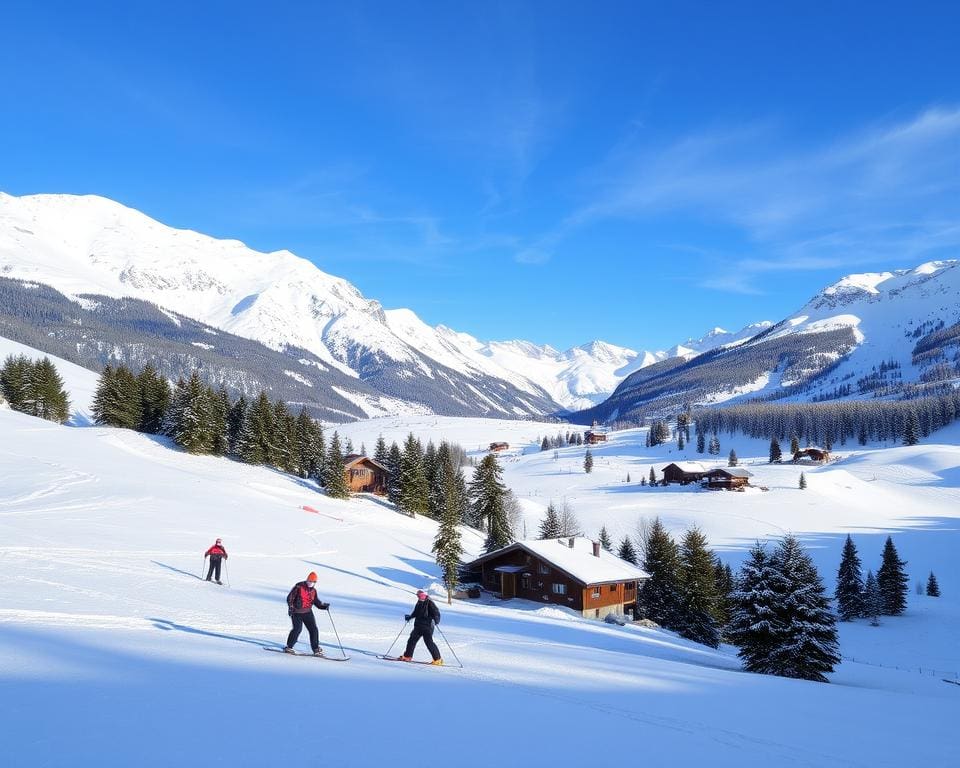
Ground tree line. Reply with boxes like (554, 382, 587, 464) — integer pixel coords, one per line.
(0, 354, 70, 423)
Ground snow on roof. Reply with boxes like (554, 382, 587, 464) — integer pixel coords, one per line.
(707, 467, 753, 478)
(343, 454, 389, 471)
(664, 461, 707, 473)
(474, 537, 649, 585)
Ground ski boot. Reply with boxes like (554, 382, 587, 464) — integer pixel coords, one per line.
(283, 646, 296, 654)
(431, 659, 444, 666)
(313, 649, 324, 657)
(397, 655, 412, 662)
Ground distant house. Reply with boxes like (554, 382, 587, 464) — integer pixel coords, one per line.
(661, 461, 707, 485)
(464, 537, 649, 620)
(584, 430, 607, 445)
(343, 454, 389, 495)
(702, 467, 753, 490)
(793, 447, 830, 463)
(489, 442, 510, 452)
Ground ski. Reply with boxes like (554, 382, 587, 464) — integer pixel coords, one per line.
(263, 647, 350, 661)
(377, 655, 445, 666)
(943, 678, 960, 687)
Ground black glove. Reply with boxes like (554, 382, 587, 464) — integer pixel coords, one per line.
(288, 609, 293, 617)
(404, 614, 411, 621)
(320, 602, 330, 610)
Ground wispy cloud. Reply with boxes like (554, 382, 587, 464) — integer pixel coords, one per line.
(519, 107, 960, 290)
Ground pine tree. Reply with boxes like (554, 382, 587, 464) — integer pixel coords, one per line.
(677, 431, 685, 450)
(877, 536, 909, 615)
(173, 372, 213, 454)
(538, 502, 561, 539)
(271, 400, 293, 471)
(713, 559, 734, 630)
(765, 535, 840, 682)
(374, 435, 389, 466)
(386, 442, 402, 504)
(237, 391, 273, 465)
(398, 433, 429, 517)
(583, 448, 593, 474)
(863, 570, 882, 625)
(729, 542, 780, 673)
(294, 408, 316, 478)
(29, 357, 70, 423)
(769, 436, 782, 463)
(0, 354, 32, 410)
(626, 472, 631, 483)
(541, 436, 549, 451)
(137, 363, 170, 434)
(93, 365, 141, 429)
(926, 571, 941, 597)
(599, 525, 613, 552)
(835, 534, 864, 621)
(432, 450, 464, 605)
(324, 431, 349, 499)
(728, 449, 738, 467)
(790, 434, 800, 455)
(227, 395, 247, 455)
(618, 536, 638, 565)
(798, 472, 807, 490)
(676, 527, 720, 648)
(637, 518, 681, 627)
(649, 466, 657, 486)
(902, 410, 919, 446)
(696, 430, 706, 453)
(209, 387, 230, 456)
(470, 455, 511, 552)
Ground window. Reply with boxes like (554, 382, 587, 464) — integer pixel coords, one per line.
(520, 576, 531, 590)
(595, 609, 600, 618)
(551, 583, 567, 596)
(538, 563, 550, 575)
(609, 584, 617, 593)
(591, 588, 601, 599)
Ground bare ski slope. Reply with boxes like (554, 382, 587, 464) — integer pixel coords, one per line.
(1, 404, 958, 767)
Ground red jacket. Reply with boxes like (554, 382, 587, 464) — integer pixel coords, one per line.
(205, 544, 227, 559)
(287, 581, 329, 614)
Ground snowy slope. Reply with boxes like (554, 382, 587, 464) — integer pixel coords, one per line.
(2, 397, 959, 765)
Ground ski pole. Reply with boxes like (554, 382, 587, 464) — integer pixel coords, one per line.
(201, 555, 207, 580)
(383, 619, 409, 657)
(435, 624, 463, 668)
(224, 559, 231, 588)
(326, 608, 348, 659)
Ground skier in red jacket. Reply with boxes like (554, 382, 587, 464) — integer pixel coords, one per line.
(204, 538, 227, 584)
(285, 572, 330, 656)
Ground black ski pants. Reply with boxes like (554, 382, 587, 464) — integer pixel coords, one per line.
(287, 611, 320, 652)
(206, 557, 222, 581)
(404, 625, 441, 661)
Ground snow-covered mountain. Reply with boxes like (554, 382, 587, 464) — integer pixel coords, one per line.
(0, 192, 768, 415)
(582, 260, 960, 422)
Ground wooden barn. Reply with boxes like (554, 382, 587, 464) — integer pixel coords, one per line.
(584, 430, 608, 445)
(489, 442, 510, 452)
(793, 447, 830, 463)
(343, 454, 389, 495)
(702, 467, 753, 490)
(661, 461, 707, 485)
(464, 537, 649, 620)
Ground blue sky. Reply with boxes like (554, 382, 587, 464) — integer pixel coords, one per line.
(2, 1, 959, 350)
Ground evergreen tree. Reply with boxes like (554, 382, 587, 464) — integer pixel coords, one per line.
(470, 454, 512, 552)
(926, 571, 941, 597)
(765, 535, 840, 682)
(294, 408, 316, 478)
(324, 431, 349, 499)
(863, 570, 882, 626)
(713, 559, 735, 630)
(708, 435, 720, 455)
(790, 434, 800, 455)
(374, 435, 389, 466)
(583, 448, 593, 474)
(137, 363, 170, 434)
(538, 502, 561, 539)
(541, 436, 549, 451)
(677, 431, 685, 450)
(696, 430, 706, 454)
(398, 433, 429, 517)
(31, 357, 70, 423)
(769, 436, 782, 463)
(237, 391, 273, 465)
(877, 536, 909, 615)
(271, 400, 293, 471)
(0, 354, 32, 410)
(798, 472, 807, 490)
(835, 535, 864, 621)
(626, 472, 631, 483)
(227, 395, 247, 455)
(728, 449, 738, 467)
(209, 387, 230, 456)
(676, 527, 720, 647)
(649, 466, 657, 486)
(902, 410, 919, 446)
(92, 365, 141, 429)
(599, 525, 613, 552)
(729, 542, 780, 674)
(637, 518, 681, 627)
(386, 442, 403, 505)
(172, 372, 213, 454)
(618, 536, 638, 565)
(432, 450, 464, 605)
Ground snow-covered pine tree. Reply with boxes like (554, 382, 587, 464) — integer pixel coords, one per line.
(676, 527, 720, 648)
(540, 436, 549, 451)
(798, 472, 807, 490)
(708, 435, 720, 455)
(172, 372, 215, 454)
(877, 536, 908, 615)
(835, 534, 864, 621)
(713, 559, 734, 630)
(599, 525, 613, 552)
(208, 387, 230, 457)
(863, 569, 882, 625)
(649, 466, 657, 485)
(93, 365, 141, 429)
(226, 395, 247, 455)
(374, 435, 388, 466)
(765, 535, 840, 682)
(432, 450, 463, 605)
(728, 542, 780, 673)
(769, 436, 782, 463)
(538, 502, 561, 539)
(790, 435, 800, 455)
(618, 536, 638, 565)
(728, 449, 738, 467)
(902, 410, 919, 446)
(696, 430, 706, 453)
(137, 363, 170, 434)
(271, 400, 294, 472)
(926, 571, 940, 597)
(31, 357, 70, 424)
(398, 433, 429, 517)
(294, 407, 316, 478)
(470, 454, 511, 552)
(583, 448, 593, 474)
(637, 518, 681, 627)
(237, 391, 273, 465)
(324, 431, 349, 499)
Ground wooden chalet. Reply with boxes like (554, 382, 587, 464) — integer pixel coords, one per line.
(793, 447, 830, 463)
(489, 442, 510, 452)
(701, 467, 753, 490)
(661, 461, 707, 485)
(464, 537, 649, 620)
(584, 430, 608, 445)
(343, 454, 389, 495)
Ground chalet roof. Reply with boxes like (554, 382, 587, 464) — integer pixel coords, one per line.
(467, 537, 649, 586)
(705, 467, 753, 478)
(663, 461, 707, 474)
(343, 454, 389, 472)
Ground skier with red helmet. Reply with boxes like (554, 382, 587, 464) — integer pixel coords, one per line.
(204, 538, 228, 584)
(284, 572, 330, 656)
